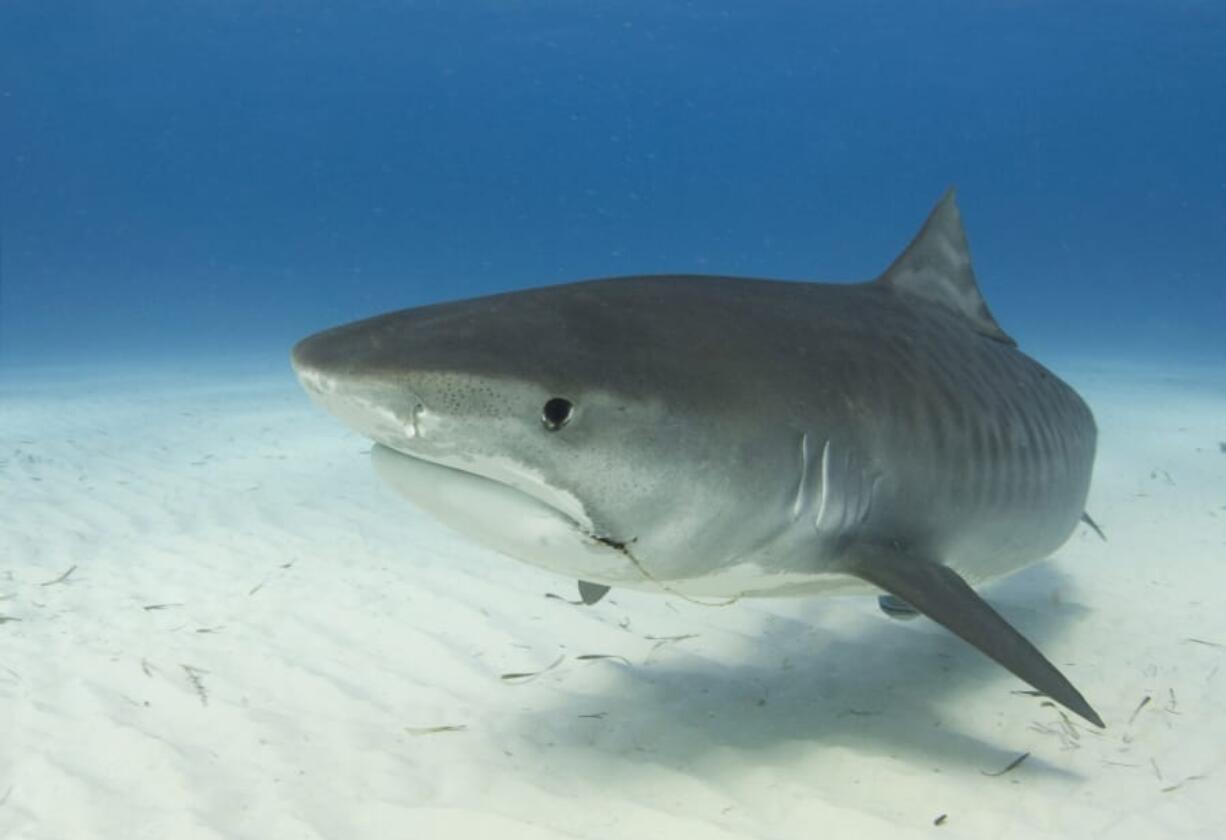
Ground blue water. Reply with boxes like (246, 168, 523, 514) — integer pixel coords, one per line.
(2, 1, 1223, 366)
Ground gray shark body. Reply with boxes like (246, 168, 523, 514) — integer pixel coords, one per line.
(292, 192, 1103, 727)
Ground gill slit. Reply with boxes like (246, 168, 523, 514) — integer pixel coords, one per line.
(814, 438, 833, 530)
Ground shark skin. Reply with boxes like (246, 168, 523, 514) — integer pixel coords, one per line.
(292, 191, 1104, 728)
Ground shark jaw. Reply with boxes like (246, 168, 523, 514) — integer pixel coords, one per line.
(370, 442, 881, 601)
(293, 362, 646, 587)
(369, 443, 640, 586)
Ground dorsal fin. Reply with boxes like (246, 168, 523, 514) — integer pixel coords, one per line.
(875, 189, 1016, 346)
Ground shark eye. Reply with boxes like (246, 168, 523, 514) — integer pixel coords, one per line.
(541, 397, 574, 431)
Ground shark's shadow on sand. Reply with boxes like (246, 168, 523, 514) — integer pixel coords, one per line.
(515, 563, 1098, 780)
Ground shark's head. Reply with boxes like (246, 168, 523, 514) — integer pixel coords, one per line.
(291, 278, 804, 590)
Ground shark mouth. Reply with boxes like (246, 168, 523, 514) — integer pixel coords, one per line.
(368, 444, 637, 585)
(291, 363, 641, 585)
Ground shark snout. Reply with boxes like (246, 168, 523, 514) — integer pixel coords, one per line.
(291, 306, 460, 396)
(290, 323, 365, 384)
(291, 324, 429, 451)
(291, 336, 356, 408)
(291, 316, 400, 393)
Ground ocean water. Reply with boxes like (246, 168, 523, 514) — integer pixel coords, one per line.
(3, 4, 1226, 839)
(2, 1, 1223, 366)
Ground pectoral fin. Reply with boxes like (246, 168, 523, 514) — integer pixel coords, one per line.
(578, 580, 611, 605)
(847, 545, 1104, 728)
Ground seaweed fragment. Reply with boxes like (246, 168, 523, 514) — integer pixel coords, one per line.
(982, 751, 1030, 777)
(405, 725, 467, 736)
(575, 654, 631, 665)
(500, 654, 565, 683)
(181, 664, 209, 706)
(39, 565, 77, 587)
(545, 592, 585, 606)
(1162, 774, 1207, 793)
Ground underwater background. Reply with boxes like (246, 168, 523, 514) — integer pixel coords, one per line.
(2, 1, 1223, 368)
(4, 6, 1226, 838)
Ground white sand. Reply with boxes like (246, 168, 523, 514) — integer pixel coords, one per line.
(1, 356, 1223, 839)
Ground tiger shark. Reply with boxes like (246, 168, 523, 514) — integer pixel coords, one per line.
(291, 191, 1104, 727)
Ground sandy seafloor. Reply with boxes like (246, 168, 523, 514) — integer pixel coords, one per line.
(1, 355, 1224, 840)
